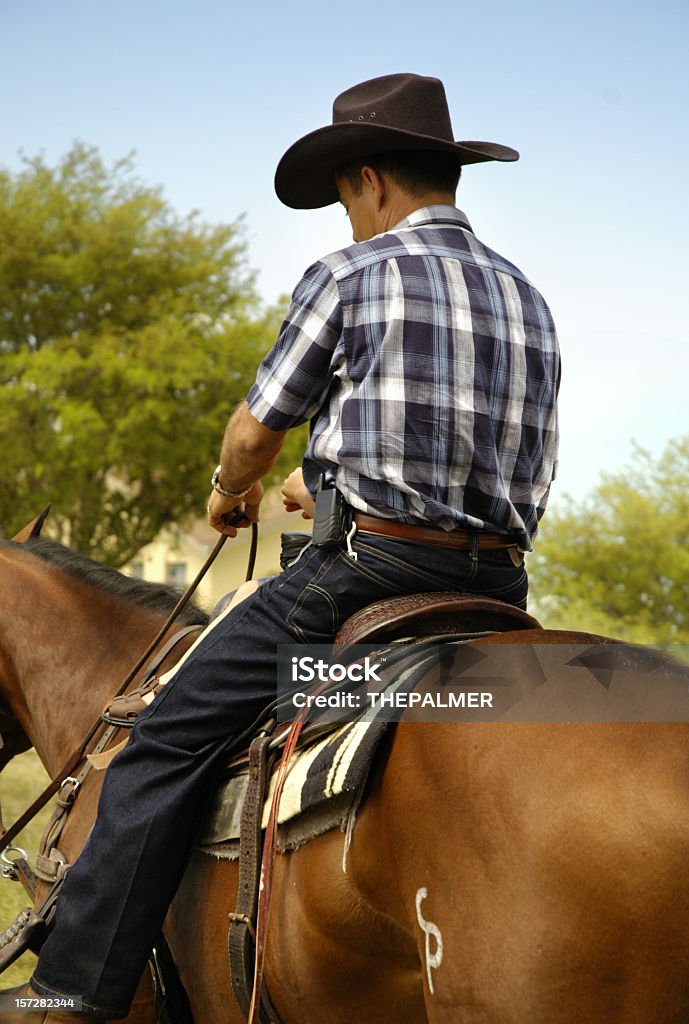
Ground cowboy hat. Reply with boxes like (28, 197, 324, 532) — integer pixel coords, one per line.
(274, 73, 519, 210)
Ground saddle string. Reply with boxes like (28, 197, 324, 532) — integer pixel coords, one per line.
(0, 523, 258, 859)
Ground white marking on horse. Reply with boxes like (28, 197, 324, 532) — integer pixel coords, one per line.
(415, 886, 443, 995)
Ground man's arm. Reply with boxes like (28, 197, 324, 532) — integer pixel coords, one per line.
(208, 262, 341, 536)
(207, 401, 288, 536)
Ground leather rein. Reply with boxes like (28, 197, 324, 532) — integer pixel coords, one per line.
(0, 523, 258, 857)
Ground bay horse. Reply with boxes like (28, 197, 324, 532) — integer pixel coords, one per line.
(2, 529, 689, 1023)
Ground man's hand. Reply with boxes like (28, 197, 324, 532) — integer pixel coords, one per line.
(207, 401, 287, 536)
(280, 467, 315, 519)
(207, 481, 264, 536)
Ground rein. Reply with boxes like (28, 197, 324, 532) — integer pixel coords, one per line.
(0, 523, 258, 858)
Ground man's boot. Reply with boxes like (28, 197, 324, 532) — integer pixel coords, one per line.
(0, 983, 106, 1022)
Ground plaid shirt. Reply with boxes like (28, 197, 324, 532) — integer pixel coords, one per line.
(247, 205, 560, 546)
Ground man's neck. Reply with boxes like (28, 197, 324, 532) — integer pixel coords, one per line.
(378, 190, 455, 234)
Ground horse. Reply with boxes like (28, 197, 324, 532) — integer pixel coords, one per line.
(3, 527, 689, 1023)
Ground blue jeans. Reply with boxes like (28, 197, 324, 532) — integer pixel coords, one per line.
(32, 534, 527, 1018)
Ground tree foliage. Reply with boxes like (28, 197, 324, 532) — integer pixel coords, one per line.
(529, 438, 689, 644)
(0, 144, 301, 564)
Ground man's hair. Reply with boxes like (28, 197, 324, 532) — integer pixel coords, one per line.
(336, 150, 462, 198)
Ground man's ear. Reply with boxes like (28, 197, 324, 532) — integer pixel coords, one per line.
(360, 164, 387, 208)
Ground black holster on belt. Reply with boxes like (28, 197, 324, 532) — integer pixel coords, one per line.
(311, 474, 351, 550)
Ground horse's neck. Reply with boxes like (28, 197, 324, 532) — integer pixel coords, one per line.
(2, 560, 162, 776)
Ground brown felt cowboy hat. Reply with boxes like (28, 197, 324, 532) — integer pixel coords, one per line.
(275, 73, 519, 210)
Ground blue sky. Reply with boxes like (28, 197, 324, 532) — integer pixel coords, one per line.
(2, 0, 687, 503)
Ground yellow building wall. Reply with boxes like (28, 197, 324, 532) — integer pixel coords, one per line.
(123, 489, 312, 615)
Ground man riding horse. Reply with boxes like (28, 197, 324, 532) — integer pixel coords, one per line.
(2, 72, 559, 1021)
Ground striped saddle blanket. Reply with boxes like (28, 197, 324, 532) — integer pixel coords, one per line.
(196, 717, 388, 858)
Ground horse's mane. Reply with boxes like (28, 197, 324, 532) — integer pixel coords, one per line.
(2, 537, 209, 627)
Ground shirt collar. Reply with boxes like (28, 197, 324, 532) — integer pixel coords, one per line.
(391, 204, 474, 234)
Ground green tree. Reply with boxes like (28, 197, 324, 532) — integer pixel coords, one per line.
(529, 438, 689, 644)
(0, 144, 299, 564)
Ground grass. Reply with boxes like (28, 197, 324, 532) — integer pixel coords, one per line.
(0, 751, 52, 988)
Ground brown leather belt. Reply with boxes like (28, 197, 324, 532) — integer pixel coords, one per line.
(353, 513, 517, 551)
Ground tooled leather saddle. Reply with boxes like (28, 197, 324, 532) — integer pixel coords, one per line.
(334, 591, 540, 650)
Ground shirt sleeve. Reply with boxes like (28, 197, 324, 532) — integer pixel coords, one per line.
(246, 260, 343, 430)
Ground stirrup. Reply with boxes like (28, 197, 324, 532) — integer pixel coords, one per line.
(102, 676, 163, 728)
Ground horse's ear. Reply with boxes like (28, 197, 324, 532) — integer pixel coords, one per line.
(11, 504, 52, 542)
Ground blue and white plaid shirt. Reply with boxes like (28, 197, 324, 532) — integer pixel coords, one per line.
(247, 205, 560, 547)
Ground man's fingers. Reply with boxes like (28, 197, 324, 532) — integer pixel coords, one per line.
(221, 510, 250, 528)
